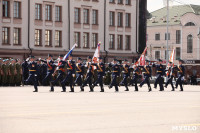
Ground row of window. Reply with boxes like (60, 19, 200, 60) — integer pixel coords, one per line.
(109, 34, 131, 50)
(154, 47, 181, 60)
(109, 12, 131, 27)
(2, 27, 21, 45)
(109, 0, 131, 5)
(3, 1, 21, 18)
(152, 30, 181, 44)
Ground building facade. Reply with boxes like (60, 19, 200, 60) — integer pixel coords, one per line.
(0, 0, 144, 62)
(147, 5, 200, 63)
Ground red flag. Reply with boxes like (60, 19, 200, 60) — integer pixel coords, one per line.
(135, 47, 147, 66)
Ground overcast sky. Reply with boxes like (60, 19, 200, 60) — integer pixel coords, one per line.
(147, 0, 200, 12)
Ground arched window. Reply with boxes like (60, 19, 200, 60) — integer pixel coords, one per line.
(185, 22, 195, 26)
(187, 35, 193, 53)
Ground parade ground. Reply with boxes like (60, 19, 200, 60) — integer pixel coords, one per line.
(0, 85, 200, 133)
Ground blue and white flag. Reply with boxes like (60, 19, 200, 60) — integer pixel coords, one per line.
(63, 44, 78, 61)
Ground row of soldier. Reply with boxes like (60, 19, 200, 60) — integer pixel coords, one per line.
(22, 54, 185, 92)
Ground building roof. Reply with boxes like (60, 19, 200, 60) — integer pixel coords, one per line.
(147, 4, 200, 27)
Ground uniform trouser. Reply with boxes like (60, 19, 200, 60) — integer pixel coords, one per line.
(61, 71, 74, 91)
(154, 74, 164, 90)
(25, 74, 38, 91)
(94, 74, 103, 88)
(42, 72, 53, 85)
(75, 73, 82, 86)
(120, 74, 129, 90)
(51, 72, 63, 91)
(22, 73, 29, 85)
(2, 74, 8, 85)
(130, 75, 138, 90)
(82, 74, 93, 91)
(109, 75, 119, 91)
(140, 75, 151, 88)
(176, 75, 183, 91)
(165, 76, 174, 90)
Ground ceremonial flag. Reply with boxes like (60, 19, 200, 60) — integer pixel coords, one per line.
(63, 44, 78, 61)
(135, 47, 148, 66)
(92, 42, 101, 63)
(168, 48, 175, 66)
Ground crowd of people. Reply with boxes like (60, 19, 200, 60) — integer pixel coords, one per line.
(0, 54, 186, 92)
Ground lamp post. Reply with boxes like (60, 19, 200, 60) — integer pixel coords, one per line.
(166, 0, 169, 65)
(197, 32, 200, 60)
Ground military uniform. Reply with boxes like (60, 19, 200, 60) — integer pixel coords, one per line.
(174, 61, 185, 91)
(50, 58, 66, 92)
(130, 66, 140, 91)
(139, 63, 152, 92)
(1, 60, 9, 86)
(82, 61, 95, 92)
(165, 65, 175, 91)
(61, 59, 76, 92)
(42, 59, 55, 86)
(25, 60, 38, 92)
(15, 62, 22, 86)
(0, 61, 2, 86)
(109, 61, 121, 92)
(22, 60, 29, 85)
(93, 60, 105, 92)
(75, 60, 84, 91)
(120, 63, 130, 91)
(9, 62, 16, 86)
(152, 60, 165, 91)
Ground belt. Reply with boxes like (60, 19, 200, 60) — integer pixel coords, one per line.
(29, 70, 36, 71)
(48, 68, 52, 70)
(67, 68, 72, 70)
(76, 71, 82, 73)
(157, 71, 162, 72)
(112, 71, 118, 72)
(97, 70, 103, 72)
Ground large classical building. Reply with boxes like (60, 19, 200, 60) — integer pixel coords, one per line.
(147, 5, 200, 63)
(0, 0, 147, 62)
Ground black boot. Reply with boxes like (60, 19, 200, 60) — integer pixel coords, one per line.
(89, 85, 94, 92)
(69, 87, 74, 92)
(115, 86, 119, 92)
(124, 86, 129, 91)
(148, 87, 152, 92)
(50, 86, 54, 92)
(61, 85, 66, 92)
(100, 86, 104, 92)
(33, 87, 38, 92)
(80, 86, 84, 92)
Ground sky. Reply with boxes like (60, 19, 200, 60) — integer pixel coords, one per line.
(147, 0, 200, 13)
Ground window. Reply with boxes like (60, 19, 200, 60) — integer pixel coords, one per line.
(118, 12, 123, 27)
(2, 27, 10, 44)
(117, 35, 123, 50)
(165, 33, 170, 40)
(176, 47, 181, 60)
(55, 31, 62, 47)
(155, 33, 160, 41)
(125, 0, 131, 5)
(125, 35, 131, 50)
(35, 29, 42, 46)
(74, 8, 81, 23)
(125, 13, 131, 27)
(2, 0, 10, 17)
(45, 30, 52, 46)
(92, 33, 98, 48)
(109, 34, 115, 49)
(74, 32, 80, 47)
(45, 5, 52, 21)
(83, 33, 89, 48)
(35, 4, 42, 20)
(109, 11, 115, 26)
(176, 30, 181, 44)
(83, 9, 89, 24)
(155, 51, 160, 60)
(187, 35, 193, 53)
(185, 22, 195, 26)
(118, 0, 123, 4)
(109, 0, 115, 3)
(92, 10, 98, 25)
(13, 28, 21, 45)
(14, 1, 21, 18)
(55, 6, 62, 22)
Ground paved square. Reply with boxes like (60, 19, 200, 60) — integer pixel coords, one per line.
(0, 85, 200, 133)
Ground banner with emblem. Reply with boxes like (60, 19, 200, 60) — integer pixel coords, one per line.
(135, 47, 147, 66)
(168, 48, 175, 66)
(92, 42, 101, 63)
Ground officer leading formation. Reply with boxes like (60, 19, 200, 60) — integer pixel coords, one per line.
(0, 55, 186, 93)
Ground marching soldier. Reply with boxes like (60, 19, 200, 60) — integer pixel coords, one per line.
(50, 55, 66, 92)
(1, 59, 9, 86)
(22, 59, 29, 85)
(129, 64, 140, 91)
(75, 57, 85, 91)
(152, 59, 165, 91)
(165, 62, 175, 91)
(174, 59, 185, 91)
(9, 59, 17, 86)
(25, 56, 38, 92)
(139, 60, 152, 92)
(61, 54, 76, 92)
(108, 59, 121, 92)
(42, 54, 55, 86)
(36, 59, 42, 85)
(119, 59, 130, 91)
(92, 57, 105, 92)
(81, 56, 94, 92)
(15, 59, 22, 86)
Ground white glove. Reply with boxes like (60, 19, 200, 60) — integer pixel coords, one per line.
(72, 74, 75, 77)
(34, 74, 37, 77)
(81, 75, 83, 78)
